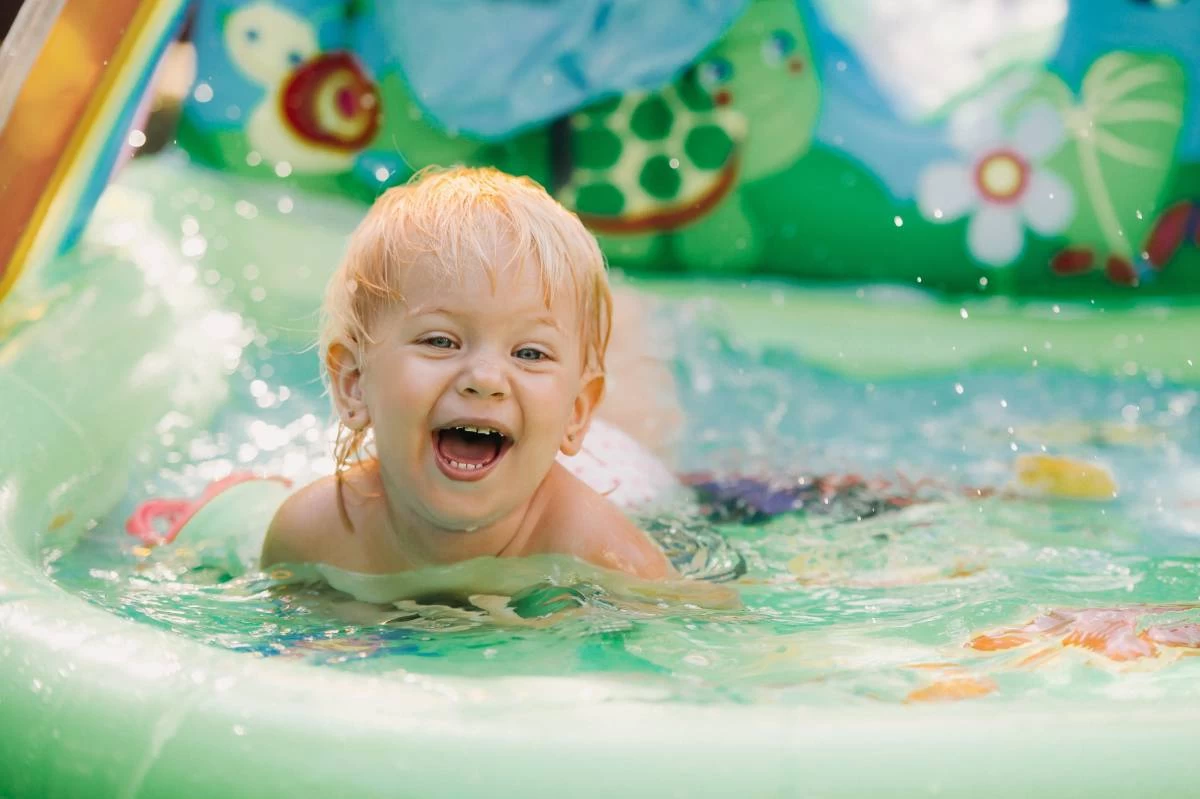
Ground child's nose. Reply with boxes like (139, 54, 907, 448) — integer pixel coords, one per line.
(456, 358, 508, 399)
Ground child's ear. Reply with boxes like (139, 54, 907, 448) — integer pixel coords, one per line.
(327, 342, 369, 429)
(561, 373, 605, 456)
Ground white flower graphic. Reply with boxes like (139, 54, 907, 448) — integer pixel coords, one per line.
(917, 99, 1075, 267)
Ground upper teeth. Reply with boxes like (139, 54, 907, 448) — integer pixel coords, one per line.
(455, 425, 498, 435)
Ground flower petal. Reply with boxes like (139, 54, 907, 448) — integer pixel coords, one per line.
(949, 105, 1005, 155)
(1021, 169, 1075, 236)
(917, 162, 978, 223)
(968, 205, 1024, 266)
(1010, 100, 1066, 161)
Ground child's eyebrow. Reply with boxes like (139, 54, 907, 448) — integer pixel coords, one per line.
(408, 305, 565, 333)
(527, 313, 566, 333)
(408, 304, 454, 317)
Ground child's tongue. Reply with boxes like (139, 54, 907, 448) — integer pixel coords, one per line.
(437, 429, 501, 465)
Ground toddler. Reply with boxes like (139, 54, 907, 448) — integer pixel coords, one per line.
(261, 166, 685, 583)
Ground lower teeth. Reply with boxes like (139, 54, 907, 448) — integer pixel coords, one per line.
(450, 460, 482, 471)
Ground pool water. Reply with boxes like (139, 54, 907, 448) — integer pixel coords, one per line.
(43, 157, 1200, 710)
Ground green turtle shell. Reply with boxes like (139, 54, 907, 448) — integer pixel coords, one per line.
(559, 70, 745, 233)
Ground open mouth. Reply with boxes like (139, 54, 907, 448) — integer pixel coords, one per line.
(433, 424, 512, 481)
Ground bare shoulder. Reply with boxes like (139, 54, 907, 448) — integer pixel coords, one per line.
(260, 463, 388, 570)
(533, 465, 673, 580)
(260, 475, 344, 569)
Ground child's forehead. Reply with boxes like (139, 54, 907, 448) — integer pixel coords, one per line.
(396, 267, 581, 338)
(396, 248, 577, 308)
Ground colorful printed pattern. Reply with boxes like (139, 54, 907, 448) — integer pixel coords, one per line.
(178, 0, 1200, 295)
(971, 605, 1200, 668)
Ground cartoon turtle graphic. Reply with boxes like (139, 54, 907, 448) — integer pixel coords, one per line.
(555, 0, 821, 272)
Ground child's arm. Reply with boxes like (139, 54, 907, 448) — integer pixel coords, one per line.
(536, 467, 674, 581)
(260, 477, 339, 569)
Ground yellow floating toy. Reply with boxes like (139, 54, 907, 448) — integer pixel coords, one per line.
(1013, 454, 1119, 501)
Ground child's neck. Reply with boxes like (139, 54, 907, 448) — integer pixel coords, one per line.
(374, 464, 545, 568)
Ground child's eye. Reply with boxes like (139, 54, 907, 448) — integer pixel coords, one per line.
(422, 335, 456, 349)
(514, 347, 547, 362)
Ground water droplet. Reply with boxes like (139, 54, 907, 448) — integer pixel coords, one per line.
(180, 236, 207, 258)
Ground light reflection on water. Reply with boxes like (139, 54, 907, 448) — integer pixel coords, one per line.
(45, 294, 1200, 707)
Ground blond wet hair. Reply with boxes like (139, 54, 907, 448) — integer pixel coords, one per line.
(319, 165, 614, 479)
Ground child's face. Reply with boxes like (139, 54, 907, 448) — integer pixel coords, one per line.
(342, 256, 601, 532)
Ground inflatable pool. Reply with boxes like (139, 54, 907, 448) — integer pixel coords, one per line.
(4, 1, 1200, 796)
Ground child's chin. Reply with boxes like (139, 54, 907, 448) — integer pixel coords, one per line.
(425, 499, 506, 533)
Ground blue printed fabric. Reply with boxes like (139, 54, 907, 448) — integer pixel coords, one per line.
(363, 0, 748, 139)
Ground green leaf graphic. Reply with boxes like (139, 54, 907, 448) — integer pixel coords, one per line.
(1030, 52, 1186, 258)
